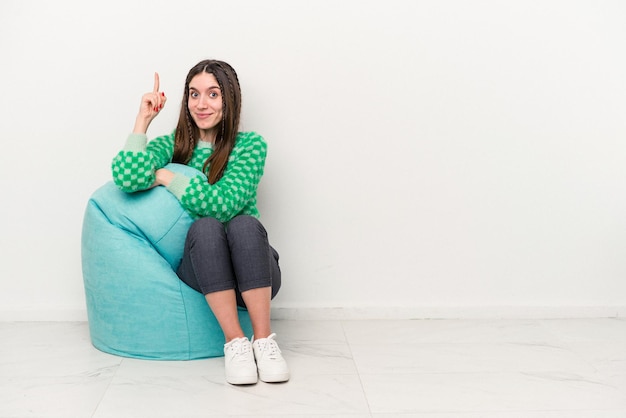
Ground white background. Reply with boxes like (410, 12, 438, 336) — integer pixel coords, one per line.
(1, 0, 625, 320)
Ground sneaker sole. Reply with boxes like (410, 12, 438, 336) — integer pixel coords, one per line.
(226, 374, 258, 385)
(258, 371, 290, 383)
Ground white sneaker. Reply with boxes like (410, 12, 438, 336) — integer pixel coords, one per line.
(224, 337, 258, 385)
(252, 333, 290, 383)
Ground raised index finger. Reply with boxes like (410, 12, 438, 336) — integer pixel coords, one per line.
(153, 72, 160, 93)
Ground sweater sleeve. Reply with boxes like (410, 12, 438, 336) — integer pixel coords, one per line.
(111, 133, 175, 192)
(170, 132, 267, 222)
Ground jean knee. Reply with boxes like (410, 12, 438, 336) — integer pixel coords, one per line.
(227, 215, 267, 239)
(187, 217, 224, 242)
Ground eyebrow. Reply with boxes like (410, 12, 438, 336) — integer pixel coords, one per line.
(189, 85, 220, 91)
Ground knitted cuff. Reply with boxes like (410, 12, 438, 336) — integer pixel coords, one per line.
(166, 173, 191, 200)
(124, 133, 148, 152)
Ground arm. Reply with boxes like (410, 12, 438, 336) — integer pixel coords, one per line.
(111, 73, 170, 192)
(111, 133, 175, 192)
(164, 133, 267, 222)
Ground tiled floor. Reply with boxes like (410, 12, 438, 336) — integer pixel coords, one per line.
(1, 318, 625, 417)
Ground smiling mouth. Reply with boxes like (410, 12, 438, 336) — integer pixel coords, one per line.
(196, 113, 212, 119)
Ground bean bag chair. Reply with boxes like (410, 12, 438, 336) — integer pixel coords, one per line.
(81, 163, 252, 360)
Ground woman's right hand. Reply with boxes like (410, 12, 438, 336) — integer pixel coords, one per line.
(133, 72, 167, 134)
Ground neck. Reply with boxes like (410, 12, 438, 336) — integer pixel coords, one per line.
(199, 128, 218, 144)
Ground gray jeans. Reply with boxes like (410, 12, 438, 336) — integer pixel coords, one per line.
(176, 215, 281, 307)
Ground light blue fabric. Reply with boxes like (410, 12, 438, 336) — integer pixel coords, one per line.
(81, 163, 252, 360)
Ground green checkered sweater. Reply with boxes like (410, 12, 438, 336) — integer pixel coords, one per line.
(112, 131, 267, 222)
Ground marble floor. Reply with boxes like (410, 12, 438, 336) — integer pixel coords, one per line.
(1, 318, 625, 417)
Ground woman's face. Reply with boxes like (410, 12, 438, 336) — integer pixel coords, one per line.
(188, 72, 223, 141)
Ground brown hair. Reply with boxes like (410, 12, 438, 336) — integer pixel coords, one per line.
(172, 59, 241, 184)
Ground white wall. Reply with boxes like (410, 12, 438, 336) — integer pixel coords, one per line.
(1, 0, 625, 320)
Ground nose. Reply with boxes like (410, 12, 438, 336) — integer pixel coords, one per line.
(198, 94, 209, 109)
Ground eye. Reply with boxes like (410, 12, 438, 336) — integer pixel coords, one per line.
(209, 91, 219, 98)
(190, 91, 199, 98)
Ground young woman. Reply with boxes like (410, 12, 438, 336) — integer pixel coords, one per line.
(112, 59, 288, 385)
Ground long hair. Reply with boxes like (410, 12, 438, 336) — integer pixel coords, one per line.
(172, 60, 242, 184)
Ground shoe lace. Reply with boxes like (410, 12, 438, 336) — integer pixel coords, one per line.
(256, 333, 281, 359)
(227, 338, 252, 362)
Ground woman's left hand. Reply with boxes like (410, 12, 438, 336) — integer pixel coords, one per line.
(152, 168, 175, 187)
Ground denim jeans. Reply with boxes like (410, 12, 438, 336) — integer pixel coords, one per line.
(176, 215, 281, 307)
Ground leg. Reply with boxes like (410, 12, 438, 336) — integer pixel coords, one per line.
(177, 217, 245, 341)
(227, 216, 281, 339)
(227, 216, 289, 382)
(240, 287, 272, 339)
(205, 290, 245, 342)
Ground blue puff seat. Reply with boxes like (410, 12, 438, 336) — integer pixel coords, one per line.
(81, 163, 252, 360)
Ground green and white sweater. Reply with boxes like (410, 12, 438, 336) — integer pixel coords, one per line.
(112, 131, 267, 222)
